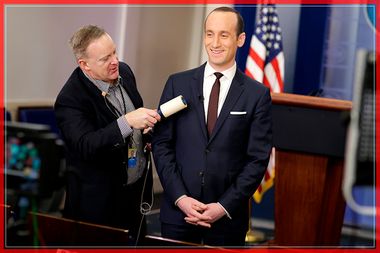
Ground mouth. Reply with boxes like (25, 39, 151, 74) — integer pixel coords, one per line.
(210, 48, 224, 56)
(110, 67, 118, 74)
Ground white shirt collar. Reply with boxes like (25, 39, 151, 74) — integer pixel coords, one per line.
(204, 62, 237, 80)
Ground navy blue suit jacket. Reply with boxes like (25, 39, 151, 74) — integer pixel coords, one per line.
(152, 63, 273, 233)
(54, 62, 152, 231)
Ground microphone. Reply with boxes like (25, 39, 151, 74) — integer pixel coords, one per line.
(158, 95, 187, 118)
(102, 91, 108, 97)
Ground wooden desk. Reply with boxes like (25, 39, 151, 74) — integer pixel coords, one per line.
(28, 211, 129, 246)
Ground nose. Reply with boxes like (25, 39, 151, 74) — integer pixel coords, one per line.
(111, 53, 118, 64)
(212, 35, 221, 47)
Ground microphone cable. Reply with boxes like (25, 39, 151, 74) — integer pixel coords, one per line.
(103, 93, 120, 119)
(135, 154, 154, 247)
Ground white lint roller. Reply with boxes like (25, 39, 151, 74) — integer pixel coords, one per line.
(158, 95, 188, 118)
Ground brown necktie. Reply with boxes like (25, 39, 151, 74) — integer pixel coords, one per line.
(207, 72, 223, 136)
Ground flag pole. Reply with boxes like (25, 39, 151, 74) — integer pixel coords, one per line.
(245, 198, 265, 244)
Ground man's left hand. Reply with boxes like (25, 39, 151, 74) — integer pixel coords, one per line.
(201, 203, 225, 223)
(184, 202, 225, 227)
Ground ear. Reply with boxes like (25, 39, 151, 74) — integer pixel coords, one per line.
(78, 59, 90, 71)
(237, 32, 246, 48)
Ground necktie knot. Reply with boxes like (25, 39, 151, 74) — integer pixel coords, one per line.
(214, 72, 223, 80)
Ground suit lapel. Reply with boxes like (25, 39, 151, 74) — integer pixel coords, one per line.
(208, 70, 245, 143)
(190, 64, 208, 140)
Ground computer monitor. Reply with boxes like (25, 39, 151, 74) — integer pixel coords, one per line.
(5, 122, 65, 211)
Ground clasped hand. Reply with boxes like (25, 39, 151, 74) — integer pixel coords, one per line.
(177, 196, 225, 228)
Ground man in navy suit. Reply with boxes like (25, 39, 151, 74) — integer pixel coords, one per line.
(55, 25, 160, 245)
(152, 7, 273, 246)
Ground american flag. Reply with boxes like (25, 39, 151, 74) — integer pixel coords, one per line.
(245, 4, 284, 203)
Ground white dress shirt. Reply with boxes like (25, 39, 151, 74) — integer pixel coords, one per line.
(203, 62, 237, 122)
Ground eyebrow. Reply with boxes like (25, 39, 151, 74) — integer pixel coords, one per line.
(98, 54, 110, 61)
(98, 49, 115, 62)
(205, 30, 231, 35)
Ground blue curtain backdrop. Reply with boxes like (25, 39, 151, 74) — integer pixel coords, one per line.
(293, 6, 329, 96)
(235, 5, 257, 73)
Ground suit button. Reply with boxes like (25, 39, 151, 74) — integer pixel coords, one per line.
(114, 143, 120, 147)
(205, 149, 210, 153)
(199, 171, 204, 177)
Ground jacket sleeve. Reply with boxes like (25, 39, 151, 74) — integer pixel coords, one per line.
(151, 76, 189, 205)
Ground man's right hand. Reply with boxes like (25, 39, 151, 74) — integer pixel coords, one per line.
(177, 196, 212, 228)
(125, 108, 161, 129)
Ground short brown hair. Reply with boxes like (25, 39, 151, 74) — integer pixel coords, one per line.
(205, 6, 245, 36)
(69, 25, 106, 60)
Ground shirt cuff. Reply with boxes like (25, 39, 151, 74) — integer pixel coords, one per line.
(117, 116, 133, 138)
(174, 195, 188, 206)
(217, 202, 232, 219)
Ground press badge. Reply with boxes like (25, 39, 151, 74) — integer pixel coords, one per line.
(128, 148, 137, 169)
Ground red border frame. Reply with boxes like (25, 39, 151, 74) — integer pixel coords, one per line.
(1, 1, 378, 253)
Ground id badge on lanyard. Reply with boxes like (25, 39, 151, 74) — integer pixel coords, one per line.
(128, 136, 137, 169)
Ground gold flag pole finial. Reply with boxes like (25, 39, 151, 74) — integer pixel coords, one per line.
(245, 198, 266, 244)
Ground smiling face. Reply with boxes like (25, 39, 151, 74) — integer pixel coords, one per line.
(204, 11, 246, 72)
(79, 34, 119, 83)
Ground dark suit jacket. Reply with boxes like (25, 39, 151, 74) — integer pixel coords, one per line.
(54, 62, 152, 231)
(152, 63, 273, 233)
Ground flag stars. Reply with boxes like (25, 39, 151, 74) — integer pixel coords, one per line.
(255, 5, 283, 55)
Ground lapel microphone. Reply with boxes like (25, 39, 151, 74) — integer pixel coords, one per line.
(158, 95, 188, 119)
(101, 90, 120, 118)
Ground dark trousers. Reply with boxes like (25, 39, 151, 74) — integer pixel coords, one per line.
(161, 222, 246, 247)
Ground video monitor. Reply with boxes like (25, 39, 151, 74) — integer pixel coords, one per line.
(5, 122, 64, 202)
